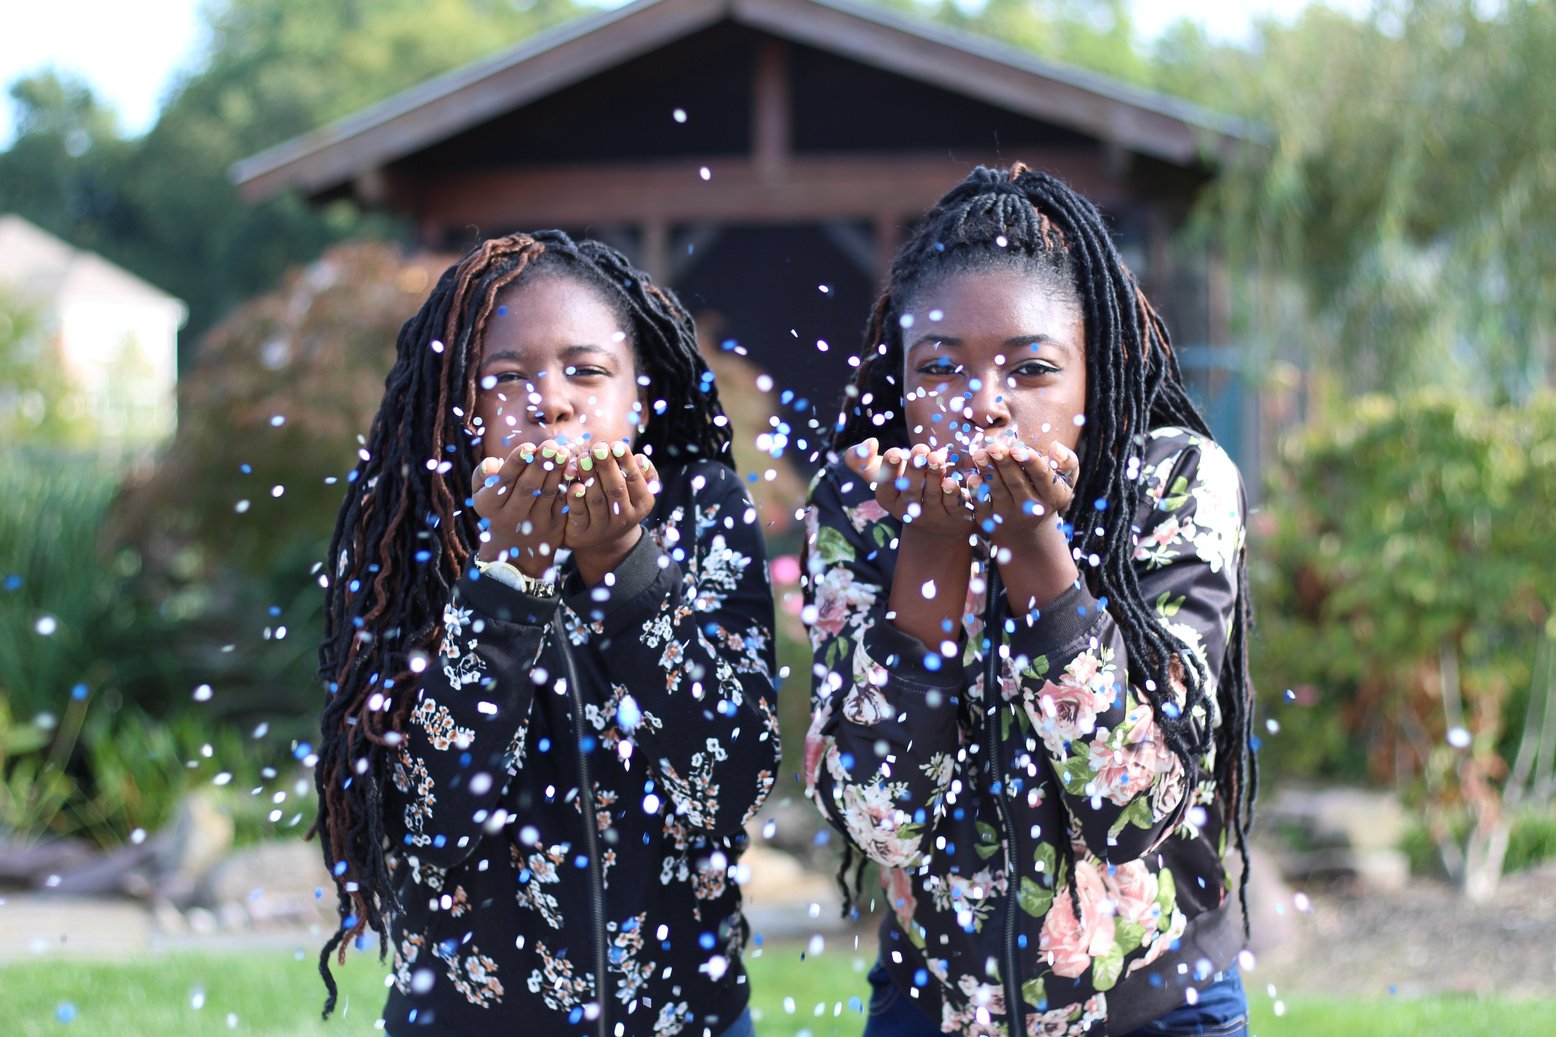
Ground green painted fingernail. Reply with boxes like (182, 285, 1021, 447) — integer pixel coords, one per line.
(580, 455, 594, 471)
(541, 447, 556, 459)
(612, 442, 627, 458)
(594, 444, 610, 460)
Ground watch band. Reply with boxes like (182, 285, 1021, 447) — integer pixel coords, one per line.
(474, 557, 559, 598)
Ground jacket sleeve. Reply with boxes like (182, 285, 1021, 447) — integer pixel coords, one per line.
(562, 461, 779, 839)
(801, 466, 971, 869)
(1005, 431, 1246, 862)
(380, 572, 558, 870)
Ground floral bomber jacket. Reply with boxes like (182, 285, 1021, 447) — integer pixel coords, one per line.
(379, 459, 779, 1037)
(803, 427, 1248, 1036)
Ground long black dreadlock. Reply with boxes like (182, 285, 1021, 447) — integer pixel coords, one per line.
(825, 164, 1257, 935)
(313, 230, 734, 1016)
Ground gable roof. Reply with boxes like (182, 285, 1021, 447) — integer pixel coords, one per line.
(0, 215, 186, 315)
(233, 0, 1258, 201)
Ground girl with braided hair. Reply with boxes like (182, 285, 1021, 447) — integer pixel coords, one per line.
(316, 230, 778, 1036)
(803, 166, 1255, 1036)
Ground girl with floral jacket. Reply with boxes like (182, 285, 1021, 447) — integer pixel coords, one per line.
(803, 168, 1256, 1036)
(315, 233, 779, 1037)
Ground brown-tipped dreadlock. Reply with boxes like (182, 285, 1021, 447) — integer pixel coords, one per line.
(824, 165, 1257, 935)
(312, 230, 733, 1017)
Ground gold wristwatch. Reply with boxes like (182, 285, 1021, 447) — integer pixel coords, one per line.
(474, 557, 559, 598)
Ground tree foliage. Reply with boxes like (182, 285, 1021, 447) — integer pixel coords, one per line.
(1172, 0, 1556, 400)
(0, 0, 580, 359)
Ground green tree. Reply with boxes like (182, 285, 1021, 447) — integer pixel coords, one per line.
(1, 1, 581, 363)
(1175, 0, 1556, 401)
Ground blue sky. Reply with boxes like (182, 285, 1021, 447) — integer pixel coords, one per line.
(0, 0, 1370, 145)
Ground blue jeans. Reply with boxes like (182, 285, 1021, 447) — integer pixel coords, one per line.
(860, 961, 1247, 1037)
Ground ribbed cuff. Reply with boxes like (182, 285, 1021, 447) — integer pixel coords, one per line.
(862, 616, 966, 689)
(458, 568, 560, 626)
(1006, 581, 1104, 659)
(560, 529, 675, 635)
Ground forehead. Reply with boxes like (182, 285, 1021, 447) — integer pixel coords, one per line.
(904, 267, 1082, 345)
(477, 274, 632, 362)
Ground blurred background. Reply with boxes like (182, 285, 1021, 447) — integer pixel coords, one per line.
(2, 1, 1554, 1033)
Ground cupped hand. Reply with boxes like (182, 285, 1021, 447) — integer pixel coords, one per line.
(472, 440, 575, 574)
(561, 441, 659, 586)
(968, 436, 1080, 551)
(843, 437, 976, 539)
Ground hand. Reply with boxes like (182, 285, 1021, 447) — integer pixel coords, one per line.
(471, 440, 573, 575)
(969, 437, 1080, 552)
(844, 437, 975, 540)
(561, 441, 660, 586)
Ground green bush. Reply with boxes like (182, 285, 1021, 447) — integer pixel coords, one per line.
(1252, 391, 1556, 892)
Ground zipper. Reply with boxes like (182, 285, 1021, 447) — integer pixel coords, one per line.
(981, 565, 1025, 1037)
(555, 612, 609, 1037)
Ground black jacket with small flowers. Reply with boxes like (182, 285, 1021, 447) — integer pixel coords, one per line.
(380, 459, 779, 1036)
(803, 427, 1248, 1036)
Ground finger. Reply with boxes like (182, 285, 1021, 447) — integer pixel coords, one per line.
(993, 447, 1044, 522)
(873, 447, 907, 511)
(533, 438, 569, 519)
(471, 455, 504, 500)
(585, 444, 621, 526)
(843, 437, 883, 484)
(619, 446, 655, 516)
(564, 475, 591, 535)
(1048, 441, 1081, 491)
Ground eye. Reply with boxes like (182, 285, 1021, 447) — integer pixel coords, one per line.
(565, 365, 611, 379)
(916, 358, 960, 377)
(1010, 361, 1059, 379)
(480, 371, 527, 391)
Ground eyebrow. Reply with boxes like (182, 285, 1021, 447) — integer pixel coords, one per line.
(907, 334, 1075, 356)
(481, 344, 616, 367)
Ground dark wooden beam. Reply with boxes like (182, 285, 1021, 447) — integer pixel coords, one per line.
(752, 38, 791, 180)
(418, 150, 1116, 231)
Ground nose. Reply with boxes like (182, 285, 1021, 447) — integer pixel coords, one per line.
(961, 373, 1011, 431)
(527, 376, 576, 429)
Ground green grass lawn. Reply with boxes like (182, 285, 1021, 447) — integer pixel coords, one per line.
(0, 943, 1551, 1036)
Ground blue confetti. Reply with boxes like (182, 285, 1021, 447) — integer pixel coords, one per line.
(2, 574, 20, 592)
(70, 683, 88, 700)
(56, 1002, 77, 1023)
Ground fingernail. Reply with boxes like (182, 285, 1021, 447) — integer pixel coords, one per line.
(541, 447, 556, 459)
(580, 455, 594, 471)
(612, 442, 627, 458)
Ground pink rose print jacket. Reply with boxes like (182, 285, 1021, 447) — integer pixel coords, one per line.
(381, 460, 779, 1037)
(803, 427, 1247, 1036)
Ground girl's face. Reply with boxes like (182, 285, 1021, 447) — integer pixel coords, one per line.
(900, 266, 1088, 467)
(471, 275, 643, 455)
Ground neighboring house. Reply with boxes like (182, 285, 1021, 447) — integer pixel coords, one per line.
(233, 0, 1262, 473)
(0, 214, 186, 448)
